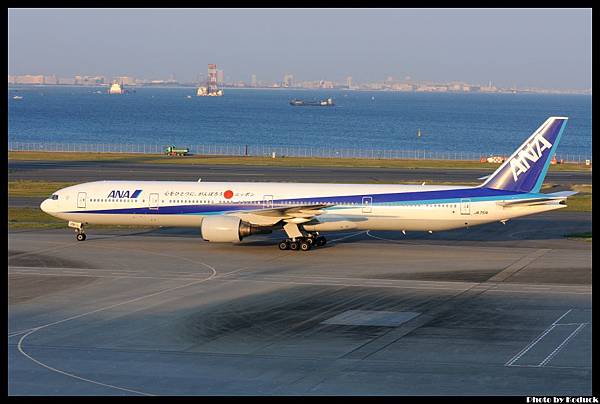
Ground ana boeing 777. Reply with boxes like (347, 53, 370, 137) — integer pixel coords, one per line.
(41, 117, 575, 251)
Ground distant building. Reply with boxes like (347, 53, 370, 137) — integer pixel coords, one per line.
(364, 82, 384, 90)
(115, 76, 136, 86)
(251, 74, 257, 87)
(416, 85, 448, 92)
(479, 81, 498, 93)
(74, 75, 105, 85)
(44, 75, 58, 85)
(12, 74, 45, 84)
(391, 83, 413, 92)
(283, 73, 294, 88)
(346, 76, 353, 88)
(217, 70, 224, 85)
(58, 77, 75, 85)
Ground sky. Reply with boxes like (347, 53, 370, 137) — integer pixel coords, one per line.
(8, 8, 592, 90)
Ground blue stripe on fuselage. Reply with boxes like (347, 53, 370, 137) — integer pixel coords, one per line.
(66, 187, 534, 215)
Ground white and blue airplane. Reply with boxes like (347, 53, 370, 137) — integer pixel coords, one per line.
(41, 117, 575, 251)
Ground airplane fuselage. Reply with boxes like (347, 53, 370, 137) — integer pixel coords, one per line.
(40, 180, 564, 233)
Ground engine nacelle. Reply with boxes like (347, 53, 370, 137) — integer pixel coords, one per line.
(200, 216, 270, 243)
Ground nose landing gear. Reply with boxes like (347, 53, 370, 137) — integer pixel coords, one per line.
(68, 221, 87, 241)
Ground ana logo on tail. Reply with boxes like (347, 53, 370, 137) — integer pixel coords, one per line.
(509, 133, 553, 181)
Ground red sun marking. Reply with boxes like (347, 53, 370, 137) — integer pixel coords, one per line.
(224, 190, 234, 199)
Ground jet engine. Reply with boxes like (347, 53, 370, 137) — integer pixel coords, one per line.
(200, 216, 270, 242)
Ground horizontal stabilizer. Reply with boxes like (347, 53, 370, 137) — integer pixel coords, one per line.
(497, 191, 577, 207)
(544, 191, 578, 198)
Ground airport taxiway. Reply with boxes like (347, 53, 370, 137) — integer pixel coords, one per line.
(8, 159, 591, 184)
(8, 210, 592, 395)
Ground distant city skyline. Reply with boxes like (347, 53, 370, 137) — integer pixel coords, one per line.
(8, 8, 592, 91)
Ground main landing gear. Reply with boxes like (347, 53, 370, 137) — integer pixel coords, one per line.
(68, 221, 87, 241)
(278, 233, 326, 251)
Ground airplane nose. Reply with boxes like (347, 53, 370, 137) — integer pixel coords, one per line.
(40, 199, 50, 213)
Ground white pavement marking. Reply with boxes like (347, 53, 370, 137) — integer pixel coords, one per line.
(538, 323, 587, 367)
(13, 238, 292, 396)
(505, 325, 557, 367)
(15, 247, 219, 396)
(366, 230, 401, 243)
(17, 269, 217, 396)
(505, 309, 586, 367)
(553, 309, 573, 325)
(329, 231, 366, 243)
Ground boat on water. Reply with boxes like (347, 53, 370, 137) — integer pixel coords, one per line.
(13, 95, 23, 100)
(109, 83, 124, 95)
(290, 98, 334, 107)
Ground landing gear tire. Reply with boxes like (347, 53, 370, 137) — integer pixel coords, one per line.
(300, 241, 311, 251)
(316, 236, 326, 247)
(76, 233, 86, 241)
(278, 241, 289, 250)
(289, 241, 299, 251)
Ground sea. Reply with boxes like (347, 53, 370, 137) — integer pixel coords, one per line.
(8, 86, 592, 159)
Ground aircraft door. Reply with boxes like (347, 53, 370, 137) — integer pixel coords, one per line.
(263, 195, 273, 208)
(362, 196, 373, 213)
(149, 193, 159, 210)
(77, 192, 86, 208)
(460, 198, 471, 215)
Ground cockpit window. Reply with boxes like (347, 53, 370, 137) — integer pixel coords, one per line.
(50, 194, 59, 200)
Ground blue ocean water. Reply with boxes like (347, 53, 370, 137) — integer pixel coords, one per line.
(8, 86, 592, 158)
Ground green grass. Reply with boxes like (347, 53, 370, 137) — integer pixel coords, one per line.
(540, 183, 591, 212)
(562, 194, 592, 212)
(8, 207, 154, 230)
(563, 183, 592, 212)
(9, 151, 592, 171)
(9, 180, 78, 197)
(9, 207, 65, 229)
(564, 231, 592, 241)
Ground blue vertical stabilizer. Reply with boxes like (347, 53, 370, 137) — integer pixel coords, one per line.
(482, 117, 568, 193)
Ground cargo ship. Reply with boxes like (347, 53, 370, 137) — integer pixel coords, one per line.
(290, 98, 334, 106)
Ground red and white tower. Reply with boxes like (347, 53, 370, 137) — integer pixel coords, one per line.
(208, 64, 218, 94)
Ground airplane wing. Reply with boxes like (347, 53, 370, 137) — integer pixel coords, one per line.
(497, 191, 577, 207)
(226, 203, 331, 226)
